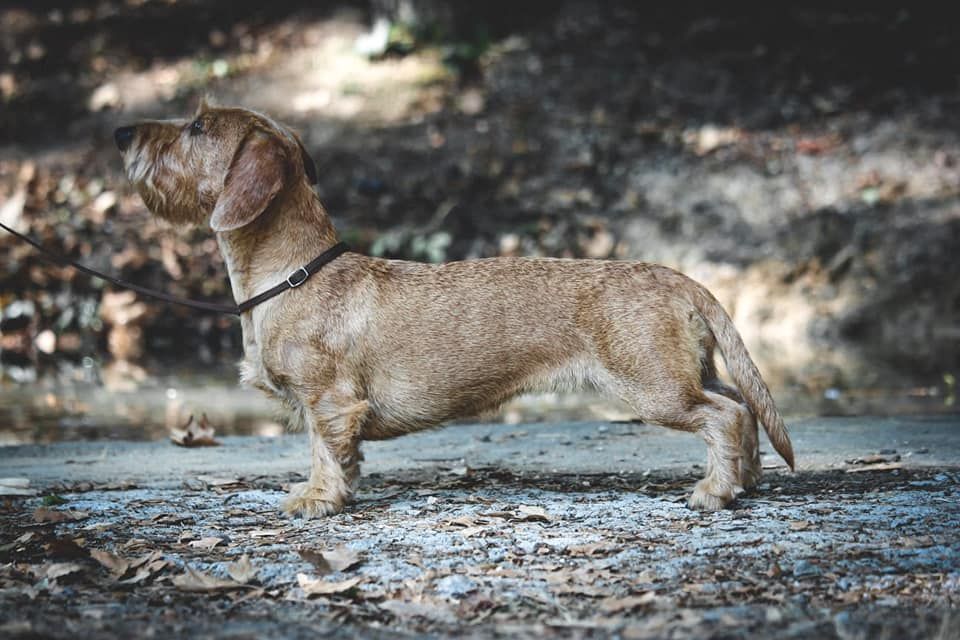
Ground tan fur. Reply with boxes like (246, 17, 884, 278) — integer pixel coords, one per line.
(116, 104, 794, 517)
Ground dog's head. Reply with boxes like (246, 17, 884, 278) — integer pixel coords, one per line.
(114, 99, 318, 231)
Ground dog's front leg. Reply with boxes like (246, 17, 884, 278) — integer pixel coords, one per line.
(282, 398, 369, 518)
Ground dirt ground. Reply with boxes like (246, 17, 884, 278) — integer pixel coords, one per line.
(1, 418, 958, 638)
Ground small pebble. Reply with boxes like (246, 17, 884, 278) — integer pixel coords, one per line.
(792, 560, 822, 579)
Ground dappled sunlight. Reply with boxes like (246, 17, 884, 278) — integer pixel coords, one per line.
(101, 12, 453, 127)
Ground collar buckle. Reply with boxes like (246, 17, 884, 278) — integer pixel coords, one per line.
(286, 266, 309, 287)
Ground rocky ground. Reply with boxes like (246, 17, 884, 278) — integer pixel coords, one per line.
(1, 417, 958, 638)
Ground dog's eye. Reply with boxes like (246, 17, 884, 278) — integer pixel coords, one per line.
(190, 119, 204, 136)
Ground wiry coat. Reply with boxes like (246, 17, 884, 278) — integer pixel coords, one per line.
(116, 103, 794, 517)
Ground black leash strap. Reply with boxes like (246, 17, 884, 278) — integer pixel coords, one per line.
(0, 219, 349, 316)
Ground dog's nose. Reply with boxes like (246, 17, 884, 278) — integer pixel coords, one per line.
(114, 126, 135, 152)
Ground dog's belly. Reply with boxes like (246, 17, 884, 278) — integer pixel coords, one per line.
(359, 352, 606, 439)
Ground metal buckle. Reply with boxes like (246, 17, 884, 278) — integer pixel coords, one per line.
(286, 266, 309, 287)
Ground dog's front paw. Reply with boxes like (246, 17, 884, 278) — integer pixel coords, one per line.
(687, 478, 743, 511)
(281, 482, 346, 518)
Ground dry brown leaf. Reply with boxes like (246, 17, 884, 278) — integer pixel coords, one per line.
(227, 555, 258, 584)
(445, 515, 484, 528)
(188, 537, 224, 550)
(38, 562, 84, 580)
(170, 414, 220, 447)
(845, 462, 903, 473)
(119, 559, 167, 585)
(172, 565, 244, 592)
(129, 550, 163, 570)
(297, 573, 361, 596)
(567, 542, 615, 557)
(846, 454, 900, 465)
(325, 546, 362, 572)
(33, 508, 89, 524)
(379, 598, 456, 623)
(0, 532, 34, 552)
(552, 584, 609, 597)
(516, 505, 552, 522)
(90, 549, 130, 578)
(599, 591, 657, 614)
(298, 546, 363, 574)
(120, 568, 154, 585)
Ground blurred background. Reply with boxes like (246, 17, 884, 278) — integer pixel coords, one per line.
(1, 1, 958, 444)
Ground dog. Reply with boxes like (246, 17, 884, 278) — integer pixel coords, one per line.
(114, 101, 794, 518)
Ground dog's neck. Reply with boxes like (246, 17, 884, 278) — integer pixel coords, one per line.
(216, 180, 339, 305)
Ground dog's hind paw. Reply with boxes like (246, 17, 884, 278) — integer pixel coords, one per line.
(739, 463, 763, 492)
(281, 482, 345, 518)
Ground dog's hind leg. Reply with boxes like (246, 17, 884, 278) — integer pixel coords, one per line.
(282, 396, 369, 518)
(613, 382, 746, 511)
(704, 378, 761, 491)
(685, 390, 749, 509)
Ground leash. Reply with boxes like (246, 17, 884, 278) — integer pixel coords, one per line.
(0, 219, 349, 316)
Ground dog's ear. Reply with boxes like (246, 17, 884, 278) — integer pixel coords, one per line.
(210, 130, 288, 232)
(293, 133, 318, 185)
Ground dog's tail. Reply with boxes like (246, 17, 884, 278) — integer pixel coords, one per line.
(687, 280, 795, 470)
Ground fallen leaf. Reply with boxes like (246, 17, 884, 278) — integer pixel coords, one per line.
(297, 573, 361, 596)
(172, 565, 244, 592)
(567, 542, 615, 557)
(227, 555, 258, 584)
(845, 454, 901, 465)
(119, 558, 167, 585)
(298, 545, 363, 574)
(188, 537, 224, 550)
(379, 598, 456, 623)
(38, 562, 84, 580)
(516, 505, 552, 522)
(195, 475, 242, 487)
(120, 568, 153, 585)
(600, 591, 657, 613)
(90, 549, 130, 577)
(845, 462, 903, 473)
(170, 414, 220, 447)
(552, 583, 609, 597)
(151, 513, 195, 525)
(129, 550, 163, 570)
(0, 532, 34, 552)
(33, 508, 89, 523)
(248, 528, 283, 538)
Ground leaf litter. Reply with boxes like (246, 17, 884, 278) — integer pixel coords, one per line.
(170, 414, 221, 448)
(0, 467, 957, 638)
